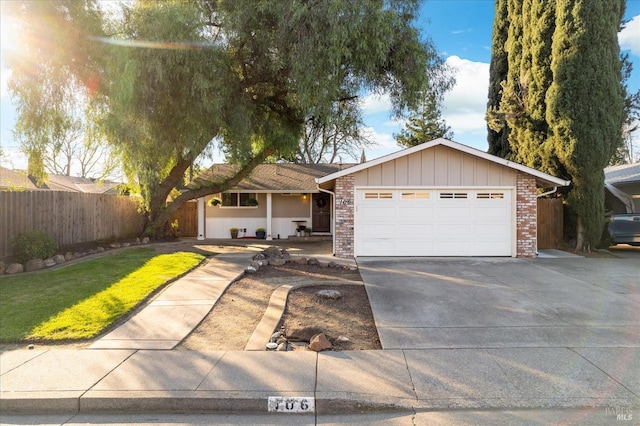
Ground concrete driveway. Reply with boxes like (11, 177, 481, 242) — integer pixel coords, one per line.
(357, 256, 640, 350)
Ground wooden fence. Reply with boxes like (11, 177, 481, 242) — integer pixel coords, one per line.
(170, 200, 198, 237)
(0, 191, 144, 260)
(537, 197, 563, 249)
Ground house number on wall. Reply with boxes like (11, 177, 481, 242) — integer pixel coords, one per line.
(337, 198, 352, 205)
(268, 396, 315, 413)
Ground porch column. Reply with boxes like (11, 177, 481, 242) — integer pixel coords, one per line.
(266, 193, 273, 240)
(197, 197, 205, 240)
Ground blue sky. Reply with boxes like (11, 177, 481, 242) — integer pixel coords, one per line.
(2, 1, 639, 171)
(361, 0, 640, 161)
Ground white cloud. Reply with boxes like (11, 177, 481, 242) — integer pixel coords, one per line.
(361, 126, 396, 150)
(441, 55, 490, 149)
(619, 15, 640, 56)
(362, 93, 392, 115)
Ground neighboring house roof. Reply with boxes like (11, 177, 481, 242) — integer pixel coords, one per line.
(197, 163, 354, 192)
(0, 167, 120, 193)
(605, 162, 640, 185)
(317, 138, 571, 188)
(0, 167, 41, 190)
(44, 174, 120, 194)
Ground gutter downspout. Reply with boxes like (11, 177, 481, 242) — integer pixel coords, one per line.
(318, 186, 336, 256)
(537, 187, 558, 199)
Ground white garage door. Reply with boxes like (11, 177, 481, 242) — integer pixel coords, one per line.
(355, 189, 513, 256)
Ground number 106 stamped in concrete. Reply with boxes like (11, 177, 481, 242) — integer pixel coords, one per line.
(268, 396, 315, 413)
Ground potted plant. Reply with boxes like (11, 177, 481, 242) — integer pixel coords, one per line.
(230, 227, 239, 239)
(255, 228, 266, 239)
(210, 197, 222, 206)
(170, 220, 181, 238)
(304, 227, 312, 236)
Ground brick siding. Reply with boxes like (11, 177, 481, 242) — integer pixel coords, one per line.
(334, 175, 355, 258)
(516, 172, 537, 258)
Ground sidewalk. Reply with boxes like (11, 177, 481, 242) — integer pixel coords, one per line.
(1, 347, 638, 417)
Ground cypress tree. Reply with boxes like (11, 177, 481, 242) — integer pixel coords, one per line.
(514, 0, 555, 172)
(546, 0, 625, 251)
(486, 0, 510, 157)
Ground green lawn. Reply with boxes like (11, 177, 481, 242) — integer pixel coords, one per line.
(0, 248, 204, 342)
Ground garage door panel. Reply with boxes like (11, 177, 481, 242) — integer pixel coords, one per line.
(436, 240, 471, 256)
(355, 189, 513, 257)
(358, 239, 397, 256)
(360, 207, 395, 222)
(397, 241, 435, 256)
(435, 207, 471, 220)
(361, 224, 396, 238)
(397, 208, 434, 221)
(397, 223, 434, 234)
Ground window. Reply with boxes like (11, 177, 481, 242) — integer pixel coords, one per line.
(364, 192, 393, 199)
(440, 192, 468, 199)
(222, 192, 258, 207)
(401, 192, 430, 200)
(477, 192, 505, 199)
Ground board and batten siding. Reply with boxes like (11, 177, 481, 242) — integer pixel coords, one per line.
(353, 145, 517, 187)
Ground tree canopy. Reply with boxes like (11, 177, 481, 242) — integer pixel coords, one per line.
(486, 0, 627, 251)
(6, 0, 442, 233)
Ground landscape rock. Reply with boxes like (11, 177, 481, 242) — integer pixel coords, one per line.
(254, 253, 266, 260)
(44, 258, 57, 268)
(142, 237, 150, 244)
(0, 261, 6, 274)
(287, 326, 325, 342)
(295, 257, 308, 265)
(250, 261, 262, 271)
(308, 333, 332, 352)
(97, 247, 105, 252)
(109, 243, 121, 249)
(245, 265, 257, 274)
(88, 249, 97, 254)
(53, 254, 66, 264)
(307, 258, 320, 266)
(276, 342, 288, 351)
(122, 242, 131, 247)
(25, 259, 45, 272)
(270, 332, 281, 342)
(65, 252, 75, 261)
(5, 263, 24, 274)
(268, 258, 286, 266)
(135, 238, 141, 245)
(337, 335, 350, 342)
(327, 261, 338, 268)
(74, 252, 86, 258)
(316, 289, 342, 299)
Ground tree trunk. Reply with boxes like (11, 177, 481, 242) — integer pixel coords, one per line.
(575, 216, 590, 253)
(143, 145, 278, 237)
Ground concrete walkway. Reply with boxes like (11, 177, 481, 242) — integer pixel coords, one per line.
(89, 252, 253, 350)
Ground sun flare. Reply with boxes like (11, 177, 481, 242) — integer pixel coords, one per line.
(0, 12, 21, 58)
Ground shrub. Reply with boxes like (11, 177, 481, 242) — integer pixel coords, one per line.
(12, 230, 57, 263)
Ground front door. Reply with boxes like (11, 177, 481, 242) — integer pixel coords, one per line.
(312, 193, 331, 233)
